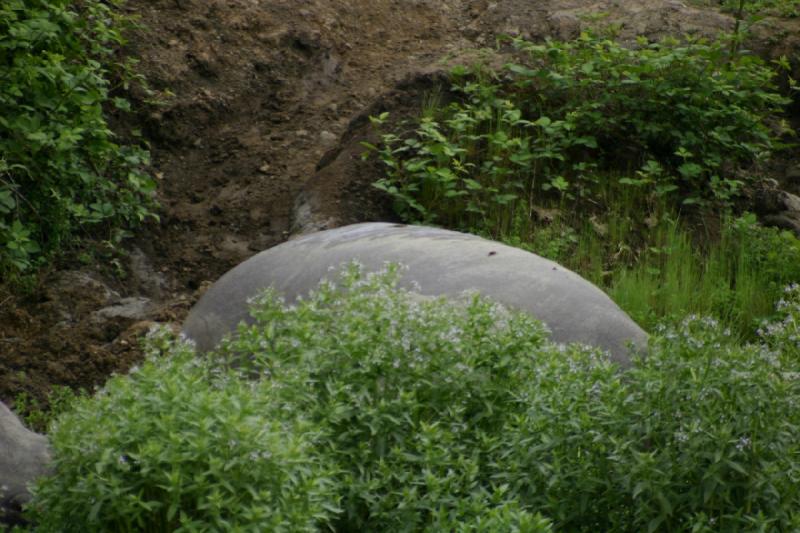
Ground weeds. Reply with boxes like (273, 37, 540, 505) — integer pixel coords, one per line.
(29, 329, 336, 532)
(366, 33, 798, 335)
(27, 266, 800, 531)
(714, 0, 800, 18)
(13, 385, 85, 433)
(609, 214, 800, 334)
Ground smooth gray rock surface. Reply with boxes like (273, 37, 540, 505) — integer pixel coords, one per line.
(94, 296, 153, 321)
(0, 401, 50, 525)
(184, 223, 647, 365)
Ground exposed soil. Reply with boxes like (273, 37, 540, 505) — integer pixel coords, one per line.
(1, 0, 799, 413)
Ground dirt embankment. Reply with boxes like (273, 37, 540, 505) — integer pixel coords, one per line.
(1, 0, 798, 409)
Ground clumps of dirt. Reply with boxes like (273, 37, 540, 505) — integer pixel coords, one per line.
(293, 69, 457, 234)
(0, 263, 196, 405)
(126, 0, 472, 287)
(2, 0, 799, 412)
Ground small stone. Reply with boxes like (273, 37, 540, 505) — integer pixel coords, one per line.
(130, 247, 167, 298)
(319, 130, 337, 145)
(95, 297, 153, 321)
(258, 163, 271, 174)
(295, 129, 309, 138)
(782, 192, 800, 213)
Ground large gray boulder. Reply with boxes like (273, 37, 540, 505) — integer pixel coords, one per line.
(184, 223, 647, 365)
(0, 401, 50, 525)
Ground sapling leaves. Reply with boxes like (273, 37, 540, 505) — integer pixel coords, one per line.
(0, 0, 157, 278)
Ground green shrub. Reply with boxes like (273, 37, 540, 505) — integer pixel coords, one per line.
(424, 494, 553, 532)
(369, 34, 790, 236)
(220, 264, 556, 531)
(0, 0, 156, 276)
(497, 311, 800, 531)
(28, 330, 336, 532)
(223, 265, 800, 531)
(31, 266, 800, 531)
(758, 282, 800, 350)
(366, 33, 798, 335)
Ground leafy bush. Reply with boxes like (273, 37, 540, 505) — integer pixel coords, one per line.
(29, 331, 336, 532)
(0, 0, 156, 276)
(221, 264, 556, 531)
(367, 33, 798, 335)
(224, 265, 800, 530)
(369, 34, 790, 235)
(497, 312, 800, 531)
(424, 495, 553, 532)
(30, 265, 800, 531)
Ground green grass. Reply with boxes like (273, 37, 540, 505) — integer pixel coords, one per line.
(507, 205, 800, 338)
(693, 0, 800, 17)
(608, 215, 791, 334)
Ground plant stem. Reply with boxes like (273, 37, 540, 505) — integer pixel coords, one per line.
(729, 0, 747, 62)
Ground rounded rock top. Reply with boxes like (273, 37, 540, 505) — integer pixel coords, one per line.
(183, 223, 648, 366)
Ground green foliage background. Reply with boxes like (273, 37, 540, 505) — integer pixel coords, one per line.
(368, 33, 799, 337)
(371, 34, 790, 233)
(0, 0, 156, 277)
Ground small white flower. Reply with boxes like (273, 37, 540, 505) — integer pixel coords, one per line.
(736, 436, 751, 452)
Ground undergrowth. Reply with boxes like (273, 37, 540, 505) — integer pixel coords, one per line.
(366, 32, 799, 336)
(609, 213, 800, 334)
(506, 210, 800, 336)
(715, 0, 800, 18)
(25, 266, 800, 531)
(13, 385, 85, 434)
(368, 33, 791, 232)
(0, 0, 157, 279)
